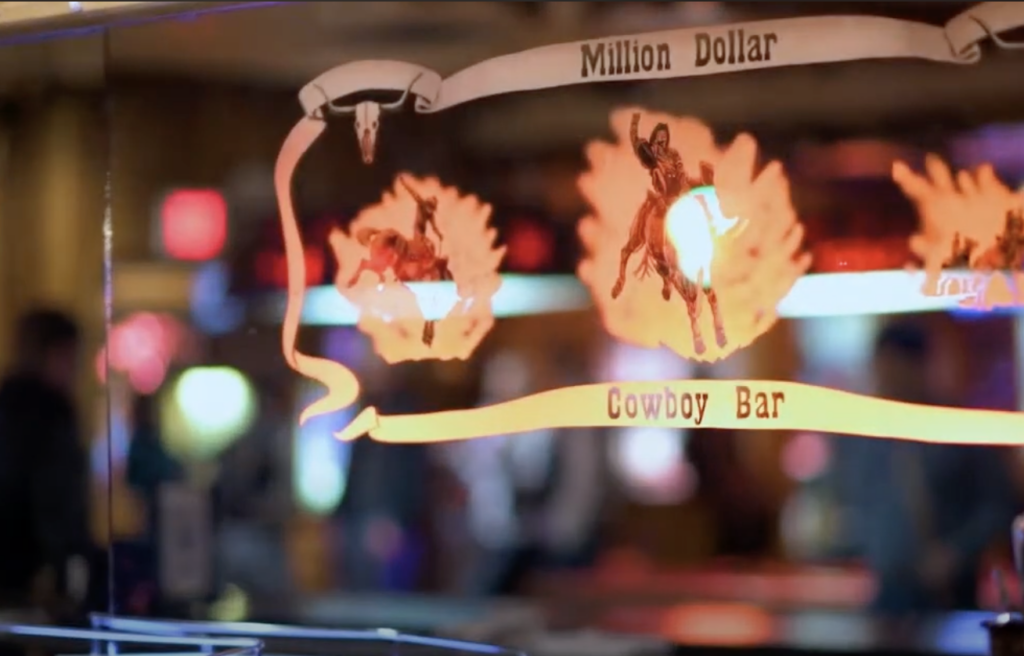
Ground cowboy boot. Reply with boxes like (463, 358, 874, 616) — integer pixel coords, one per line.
(611, 277, 626, 299)
(714, 316, 728, 348)
(686, 298, 706, 355)
(611, 248, 636, 299)
(706, 289, 727, 348)
(691, 318, 707, 355)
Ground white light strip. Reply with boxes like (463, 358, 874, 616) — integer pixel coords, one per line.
(776, 269, 972, 318)
(249, 269, 1007, 327)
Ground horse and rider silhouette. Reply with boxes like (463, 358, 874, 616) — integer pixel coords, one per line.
(346, 177, 452, 346)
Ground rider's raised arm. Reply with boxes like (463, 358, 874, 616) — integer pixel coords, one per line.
(630, 112, 643, 154)
(399, 176, 425, 205)
(631, 113, 660, 171)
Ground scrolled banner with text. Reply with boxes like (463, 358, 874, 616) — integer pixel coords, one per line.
(298, 3, 1024, 117)
(277, 2, 1024, 446)
(335, 381, 1024, 446)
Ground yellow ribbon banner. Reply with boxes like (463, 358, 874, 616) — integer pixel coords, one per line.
(336, 379, 1024, 446)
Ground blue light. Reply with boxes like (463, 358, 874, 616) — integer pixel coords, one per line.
(190, 261, 245, 335)
(930, 611, 991, 656)
(294, 385, 351, 515)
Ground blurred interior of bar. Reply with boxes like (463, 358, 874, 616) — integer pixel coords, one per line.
(3, 2, 1024, 656)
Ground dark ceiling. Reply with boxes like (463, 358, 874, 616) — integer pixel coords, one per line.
(0, 2, 1020, 152)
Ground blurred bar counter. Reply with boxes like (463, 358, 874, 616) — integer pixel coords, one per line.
(228, 592, 994, 656)
(533, 562, 873, 608)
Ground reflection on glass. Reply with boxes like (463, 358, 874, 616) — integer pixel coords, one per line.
(0, 0, 1020, 642)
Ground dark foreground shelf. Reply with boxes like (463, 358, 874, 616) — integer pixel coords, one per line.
(0, 600, 1002, 656)
(235, 594, 1000, 656)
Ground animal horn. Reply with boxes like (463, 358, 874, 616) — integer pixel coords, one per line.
(311, 83, 356, 116)
(381, 73, 423, 112)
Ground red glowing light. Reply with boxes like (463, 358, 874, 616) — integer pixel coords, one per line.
(304, 249, 325, 286)
(506, 220, 554, 272)
(260, 249, 325, 288)
(814, 237, 910, 273)
(781, 432, 831, 481)
(128, 356, 168, 395)
(95, 313, 189, 394)
(160, 189, 228, 261)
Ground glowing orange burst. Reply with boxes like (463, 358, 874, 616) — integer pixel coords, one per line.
(578, 108, 810, 362)
(329, 175, 505, 363)
(661, 603, 776, 647)
(894, 155, 1024, 307)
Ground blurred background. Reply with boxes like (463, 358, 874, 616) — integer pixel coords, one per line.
(1, 1, 1024, 654)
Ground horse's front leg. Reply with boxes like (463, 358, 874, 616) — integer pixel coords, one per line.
(347, 259, 371, 288)
(703, 284, 727, 348)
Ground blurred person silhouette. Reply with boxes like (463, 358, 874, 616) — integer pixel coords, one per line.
(0, 308, 104, 617)
(217, 384, 294, 599)
(125, 393, 184, 613)
(335, 361, 430, 591)
(452, 348, 606, 595)
(688, 427, 775, 558)
(126, 393, 184, 548)
(832, 318, 1015, 614)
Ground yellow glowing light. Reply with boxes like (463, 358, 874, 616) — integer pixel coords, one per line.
(160, 366, 257, 460)
(666, 186, 739, 288)
(209, 583, 250, 622)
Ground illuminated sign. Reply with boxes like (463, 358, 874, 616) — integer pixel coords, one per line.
(266, 15, 1024, 448)
(895, 155, 1024, 311)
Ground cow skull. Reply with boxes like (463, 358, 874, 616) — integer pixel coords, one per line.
(312, 74, 421, 165)
(353, 101, 381, 165)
